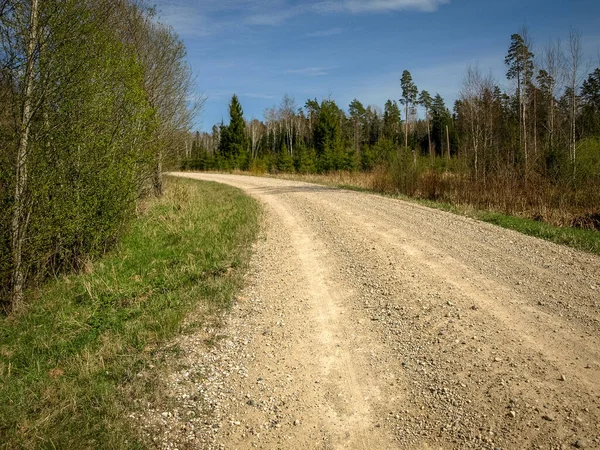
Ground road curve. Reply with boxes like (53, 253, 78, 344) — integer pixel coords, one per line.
(167, 173, 600, 449)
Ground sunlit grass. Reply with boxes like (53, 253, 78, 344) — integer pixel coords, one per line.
(0, 177, 260, 448)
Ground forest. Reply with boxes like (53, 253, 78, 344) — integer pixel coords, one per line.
(185, 30, 600, 231)
(0, 0, 194, 312)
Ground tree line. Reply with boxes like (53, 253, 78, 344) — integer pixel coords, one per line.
(185, 29, 600, 227)
(0, 0, 195, 312)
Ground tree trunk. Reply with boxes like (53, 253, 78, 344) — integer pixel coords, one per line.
(153, 153, 163, 197)
(426, 110, 432, 159)
(404, 102, 409, 148)
(446, 125, 450, 160)
(533, 89, 537, 165)
(523, 94, 528, 174)
(11, 0, 40, 312)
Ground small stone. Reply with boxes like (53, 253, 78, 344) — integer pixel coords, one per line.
(293, 419, 300, 426)
(541, 414, 553, 421)
(509, 410, 516, 418)
(573, 439, 584, 448)
(494, 357, 502, 362)
(560, 374, 566, 381)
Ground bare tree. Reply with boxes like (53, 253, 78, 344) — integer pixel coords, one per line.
(279, 94, 296, 157)
(567, 28, 583, 168)
(459, 65, 496, 182)
(541, 39, 565, 152)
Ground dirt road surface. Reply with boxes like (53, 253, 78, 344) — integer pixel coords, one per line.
(142, 173, 600, 450)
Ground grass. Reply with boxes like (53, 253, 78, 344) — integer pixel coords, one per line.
(247, 170, 600, 256)
(0, 177, 260, 449)
(475, 211, 600, 255)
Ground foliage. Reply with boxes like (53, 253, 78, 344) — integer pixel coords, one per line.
(0, 1, 195, 310)
(0, 177, 259, 448)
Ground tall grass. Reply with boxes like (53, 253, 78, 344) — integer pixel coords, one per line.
(0, 177, 259, 448)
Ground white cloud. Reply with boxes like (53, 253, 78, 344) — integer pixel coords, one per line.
(155, 0, 449, 36)
(342, 0, 449, 13)
(157, 3, 225, 37)
(245, 7, 303, 26)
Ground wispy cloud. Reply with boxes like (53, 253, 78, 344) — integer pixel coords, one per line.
(157, 3, 222, 37)
(286, 66, 336, 77)
(341, 0, 449, 13)
(157, 0, 449, 36)
(245, 6, 303, 26)
(305, 27, 345, 38)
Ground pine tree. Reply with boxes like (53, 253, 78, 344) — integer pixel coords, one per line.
(220, 94, 247, 168)
(400, 70, 418, 150)
(505, 33, 534, 170)
(348, 99, 366, 152)
(581, 68, 600, 136)
(383, 100, 402, 144)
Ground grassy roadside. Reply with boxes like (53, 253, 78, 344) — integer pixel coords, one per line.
(249, 171, 600, 256)
(0, 177, 260, 449)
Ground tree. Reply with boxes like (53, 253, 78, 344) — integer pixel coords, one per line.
(348, 98, 366, 153)
(8, 0, 40, 310)
(540, 39, 564, 155)
(419, 90, 433, 158)
(581, 68, 600, 136)
(505, 32, 534, 171)
(127, 13, 194, 196)
(1, 0, 172, 311)
(400, 70, 418, 151)
(219, 94, 247, 167)
(458, 65, 497, 181)
(383, 100, 402, 144)
(314, 99, 343, 172)
(431, 94, 452, 157)
(567, 29, 583, 166)
(279, 94, 297, 157)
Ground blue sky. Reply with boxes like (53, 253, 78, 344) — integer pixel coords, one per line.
(154, 0, 600, 131)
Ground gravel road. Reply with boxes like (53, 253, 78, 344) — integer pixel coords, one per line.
(142, 173, 600, 450)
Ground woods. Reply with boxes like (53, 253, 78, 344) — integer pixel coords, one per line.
(185, 29, 600, 230)
(0, 0, 194, 312)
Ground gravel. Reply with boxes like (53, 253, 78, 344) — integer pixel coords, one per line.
(135, 173, 600, 449)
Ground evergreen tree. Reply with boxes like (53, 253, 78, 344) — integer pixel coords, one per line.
(314, 99, 343, 172)
(348, 99, 366, 152)
(431, 94, 452, 157)
(581, 68, 600, 136)
(277, 143, 294, 172)
(505, 33, 534, 169)
(383, 100, 402, 144)
(400, 70, 418, 149)
(219, 94, 247, 167)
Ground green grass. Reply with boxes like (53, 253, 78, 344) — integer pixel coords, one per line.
(0, 177, 260, 449)
(475, 211, 600, 255)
